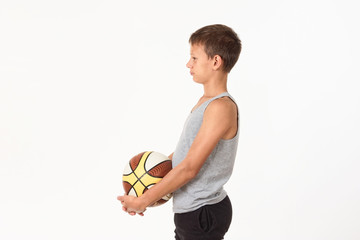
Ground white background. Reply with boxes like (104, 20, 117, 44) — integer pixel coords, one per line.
(1, 0, 359, 239)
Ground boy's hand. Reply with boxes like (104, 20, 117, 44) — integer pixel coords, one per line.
(117, 195, 146, 216)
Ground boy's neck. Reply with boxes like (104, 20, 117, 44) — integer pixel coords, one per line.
(202, 73, 228, 98)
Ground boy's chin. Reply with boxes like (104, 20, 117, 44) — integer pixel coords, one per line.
(192, 77, 203, 84)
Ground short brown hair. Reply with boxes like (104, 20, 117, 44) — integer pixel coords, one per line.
(189, 24, 241, 73)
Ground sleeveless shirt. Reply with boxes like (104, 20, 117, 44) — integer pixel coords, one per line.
(172, 92, 239, 213)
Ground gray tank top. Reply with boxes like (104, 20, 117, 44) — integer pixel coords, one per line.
(172, 92, 239, 213)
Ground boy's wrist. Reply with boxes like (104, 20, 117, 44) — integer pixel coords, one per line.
(138, 195, 150, 210)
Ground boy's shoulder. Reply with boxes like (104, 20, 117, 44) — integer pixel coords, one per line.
(203, 96, 238, 139)
(207, 96, 237, 114)
(204, 96, 237, 123)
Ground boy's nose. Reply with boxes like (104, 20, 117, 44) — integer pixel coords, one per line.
(186, 60, 191, 68)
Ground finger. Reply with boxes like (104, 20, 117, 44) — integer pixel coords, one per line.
(117, 196, 123, 201)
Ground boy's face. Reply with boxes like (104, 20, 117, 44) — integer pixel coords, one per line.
(186, 44, 215, 84)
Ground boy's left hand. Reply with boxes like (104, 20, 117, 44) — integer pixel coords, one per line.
(117, 195, 146, 216)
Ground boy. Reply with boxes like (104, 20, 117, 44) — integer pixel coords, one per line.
(118, 24, 242, 239)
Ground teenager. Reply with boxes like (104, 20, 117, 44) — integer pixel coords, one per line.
(118, 24, 242, 240)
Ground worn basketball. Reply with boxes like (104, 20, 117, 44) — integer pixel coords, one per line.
(122, 151, 173, 207)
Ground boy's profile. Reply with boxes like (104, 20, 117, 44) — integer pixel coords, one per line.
(118, 24, 242, 240)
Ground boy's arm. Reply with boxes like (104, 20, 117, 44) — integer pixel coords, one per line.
(118, 98, 237, 214)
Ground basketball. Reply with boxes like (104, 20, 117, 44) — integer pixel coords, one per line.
(122, 151, 173, 207)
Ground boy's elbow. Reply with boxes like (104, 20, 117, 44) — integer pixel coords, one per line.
(176, 157, 202, 181)
(187, 169, 198, 180)
(181, 164, 199, 181)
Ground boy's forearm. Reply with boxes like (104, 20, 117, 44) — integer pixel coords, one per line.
(139, 161, 195, 208)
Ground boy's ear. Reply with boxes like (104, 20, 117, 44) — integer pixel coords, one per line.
(212, 55, 223, 71)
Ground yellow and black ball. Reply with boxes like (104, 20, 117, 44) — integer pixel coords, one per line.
(122, 151, 172, 207)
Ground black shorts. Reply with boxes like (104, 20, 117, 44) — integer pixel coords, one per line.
(174, 195, 232, 240)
